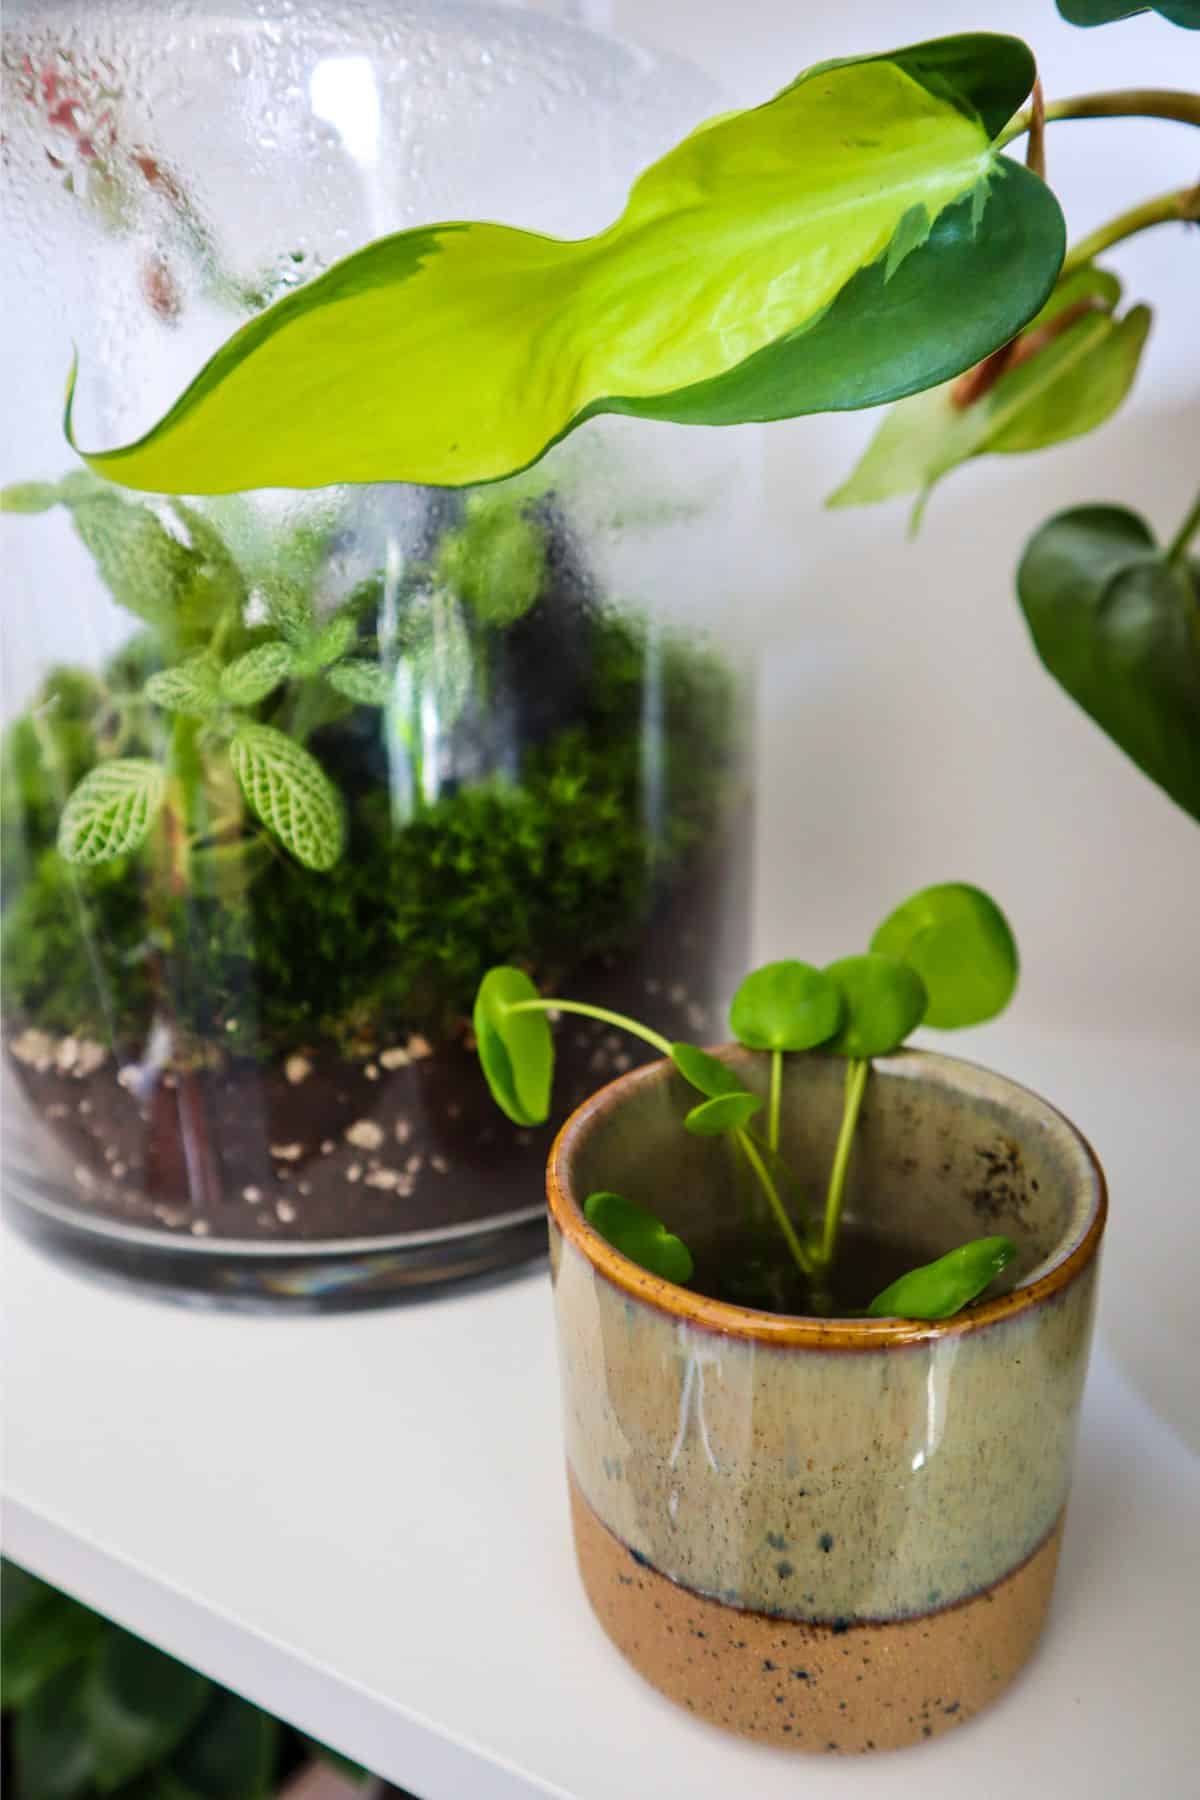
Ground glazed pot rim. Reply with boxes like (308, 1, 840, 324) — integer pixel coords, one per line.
(547, 1045, 1107, 1349)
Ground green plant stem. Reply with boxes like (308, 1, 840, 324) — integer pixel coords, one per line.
(1062, 184, 1200, 274)
(735, 1128, 813, 1278)
(997, 88, 1200, 149)
(818, 1058, 871, 1269)
(768, 1048, 782, 1154)
(1165, 488, 1200, 567)
(507, 998, 672, 1057)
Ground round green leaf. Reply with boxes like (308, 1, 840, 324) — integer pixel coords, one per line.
(68, 37, 1061, 494)
(584, 1191, 694, 1285)
(57, 759, 167, 865)
(228, 724, 345, 870)
(669, 1042, 747, 1099)
(824, 953, 928, 1058)
(472, 966, 553, 1128)
(868, 1235, 1017, 1318)
(729, 960, 842, 1051)
(1057, 1, 1199, 26)
(683, 1091, 763, 1136)
(1017, 505, 1200, 824)
(870, 882, 1018, 1029)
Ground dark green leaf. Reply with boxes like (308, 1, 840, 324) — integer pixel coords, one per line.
(870, 883, 1018, 1029)
(584, 1191, 694, 1284)
(829, 266, 1149, 521)
(472, 966, 554, 1127)
(729, 960, 842, 1051)
(868, 1235, 1017, 1318)
(68, 36, 1061, 493)
(683, 1091, 763, 1135)
(1017, 504, 1200, 822)
(83, 1626, 210, 1793)
(670, 1042, 747, 1099)
(3, 1562, 53, 1635)
(166, 1688, 279, 1800)
(824, 953, 928, 1057)
(1, 1583, 104, 1707)
(1057, 1, 1199, 27)
(14, 1663, 97, 1800)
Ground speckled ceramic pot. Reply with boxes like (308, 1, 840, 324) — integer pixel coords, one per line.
(547, 1047, 1106, 1753)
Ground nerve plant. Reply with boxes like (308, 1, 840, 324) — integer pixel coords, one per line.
(472, 882, 1021, 1321)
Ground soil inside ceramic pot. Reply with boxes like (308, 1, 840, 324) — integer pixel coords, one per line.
(5, 857, 735, 1243)
(688, 1218, 944, 1317)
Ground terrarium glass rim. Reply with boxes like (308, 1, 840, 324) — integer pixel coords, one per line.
(547, 1044, 1107, 1351)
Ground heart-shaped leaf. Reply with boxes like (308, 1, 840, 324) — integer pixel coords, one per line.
(146, 655, 222, 717)
(670, 1042, 748, 1100)
(57, 760, 167, 864)
(870, 883, 1018, 1029)
(68, 36, 1061, 494)
(228, 724, 344, 869)
(729, 960, 842, 1051)
(829, 267, 1150, 524)
(684, 1091, 763, 1136)
(472, 966, 554, 1128)
(219, 642, 294, 707)
(584, 1191, 694, 1284)
(1017, 504, 1200, 823)
(1057, 1, 1199, 26)
(824, 953, 928, 1058)
(868, 1235, 1017, 1318)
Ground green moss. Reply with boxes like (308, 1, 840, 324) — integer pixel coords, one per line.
(2, 616, 741, 1057)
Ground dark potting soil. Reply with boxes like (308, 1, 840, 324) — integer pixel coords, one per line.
(5, 859, 740, 1244)
(688, 1219, 944, 1317)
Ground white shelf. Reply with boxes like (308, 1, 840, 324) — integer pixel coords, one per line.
(4, 1023, 1198, 1800)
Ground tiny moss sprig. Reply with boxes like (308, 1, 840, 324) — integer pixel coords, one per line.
(473, 882, 1020, 1321)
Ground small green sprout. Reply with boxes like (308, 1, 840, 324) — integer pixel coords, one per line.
(474, 882, 1021, 1320)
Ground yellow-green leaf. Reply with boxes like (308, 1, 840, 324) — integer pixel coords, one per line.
(828, 266, 1150, 524)
(67, 35, 1062, 495)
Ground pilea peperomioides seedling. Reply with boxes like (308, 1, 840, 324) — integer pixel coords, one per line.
(473, 882, 1020, 1320)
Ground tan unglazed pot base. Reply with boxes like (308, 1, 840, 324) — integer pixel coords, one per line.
(569, 1468, 1064, 1753)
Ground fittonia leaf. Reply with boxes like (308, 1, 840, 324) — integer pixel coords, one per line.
(66, 34, 1062, 493)
(57, 760, 167, 864)
(228, 724, 345, 871)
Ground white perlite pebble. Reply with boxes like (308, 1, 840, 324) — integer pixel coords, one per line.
(394, 1118, 412, 1144)
(242, 1185, 262, 1205)
(270, 1142, 304, 1162)
(379, 1047, 410, 1070)
(406, 1034, 433, 1060)
(346, 1163, 363, 1183)
(10, 1029, 55, 1071)
(190, 1219, 211, 1237)
(284, 1054, 312, 1086)
(345, 1119, 384, 1151)
(275, 1200, 297, 1223)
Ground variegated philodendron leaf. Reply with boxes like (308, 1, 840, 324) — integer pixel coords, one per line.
(145, 654, 222, 716)
(227, 723, 344, 870)
(65, 34, 1063, 493)
(57, 759, 167, 864)
(326, 660, 393, 705)
(220, 641, 295, 706)
(828, 266, 1151, 526)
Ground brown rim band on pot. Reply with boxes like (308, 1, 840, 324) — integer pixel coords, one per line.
(547, 1046, 1107, 1350)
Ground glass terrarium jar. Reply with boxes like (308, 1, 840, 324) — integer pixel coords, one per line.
(1, 0, 755, 1303)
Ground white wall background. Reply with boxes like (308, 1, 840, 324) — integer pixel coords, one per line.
(610, 0, 1200, 1044)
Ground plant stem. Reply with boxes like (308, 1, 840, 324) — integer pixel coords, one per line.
(1062, 184, 1200, 274)
(507, 998, 672, 1058)
(735, 1128, 812, 1278)
(997, 87, 1200, 149)
(768, 1049, 782, 1154)
(1165, 488, 1200, 567)
(818, 1058, 870, 1269)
